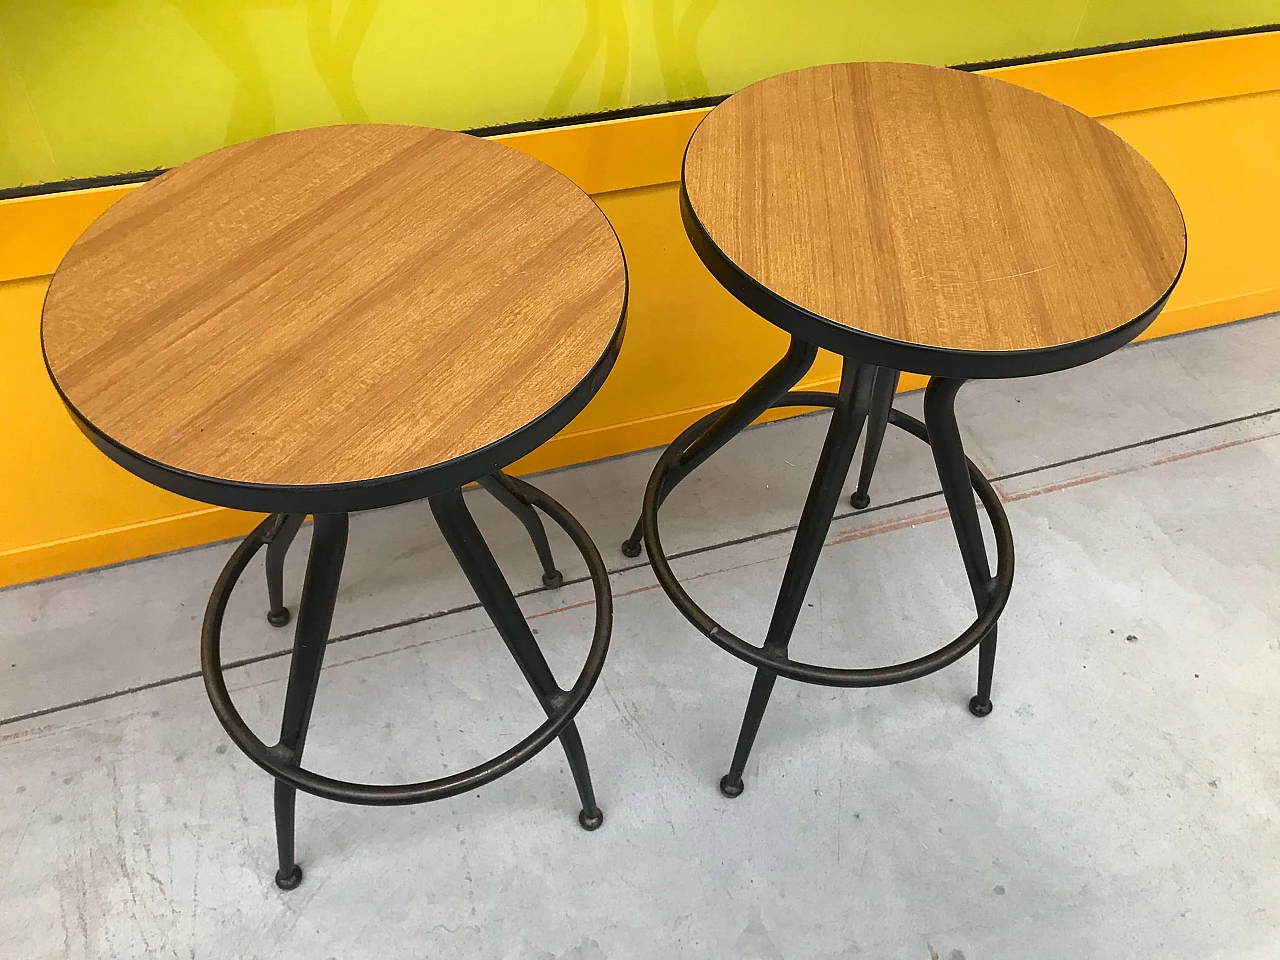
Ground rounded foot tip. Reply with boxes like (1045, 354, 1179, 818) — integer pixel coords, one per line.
(850, 492, 870, 510)
(275, 865, 303, 890)
(267, 608, 291, 628)
(578, 808, 604, 831)
(542, 569, 565, 589)
(719, 775, 744, 798)
(968, 696, 993, 718)
(620, 540, 642, 558)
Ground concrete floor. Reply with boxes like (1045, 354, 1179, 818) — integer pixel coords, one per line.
(3, 315, 1280, 959)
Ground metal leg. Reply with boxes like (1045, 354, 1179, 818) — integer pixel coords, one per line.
(264, 514, 305, 627)
(478, 472, 564, 588)
(923, 378, 998, 717)
(721, 359, 876, 796)
(719, 670, 778, 797)
(429, 487, 603, 829)
(622, 336, 819, 556)
(272, 513, 348, 889)
(851, 368, 900, 510)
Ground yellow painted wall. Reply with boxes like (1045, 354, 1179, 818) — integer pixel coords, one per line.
(1, 1, 1276, 191)
(0, 277, 246, 580)
(2, 33, 1280, 585)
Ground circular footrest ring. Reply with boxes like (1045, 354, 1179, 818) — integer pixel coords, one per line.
(201, 478, 612, 807)
(640, 390, 1013, 689)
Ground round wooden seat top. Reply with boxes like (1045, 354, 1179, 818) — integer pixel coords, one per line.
(682, 61, 1186, 378)
(42, 125, 627, 513)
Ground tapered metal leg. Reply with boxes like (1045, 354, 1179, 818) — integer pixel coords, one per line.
(264, 514, 305, 627)
(722, 359, 876, 794)
(272, 513, 348, 889)
(478, 472, 564, 588)
(923, 378, 998, 717)
(430, 487, 603, 829)
(851, 368, 900, 510)
(719, 670, 777, 797)
(622, 337, 819, 556)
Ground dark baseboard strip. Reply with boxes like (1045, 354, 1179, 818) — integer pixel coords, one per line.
(0, 168, 166, 202)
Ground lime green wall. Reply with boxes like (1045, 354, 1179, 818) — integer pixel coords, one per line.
(1, 1, 1276, 190)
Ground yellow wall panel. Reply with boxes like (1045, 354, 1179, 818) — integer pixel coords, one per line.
(992, 30, 1280, 116)
(497, 108, 705, 196)
(3, 35, 1280, 586)
(0, 278, 261, 584)
(1105, 90, 1280, 338)
(0, 186, 135, 283)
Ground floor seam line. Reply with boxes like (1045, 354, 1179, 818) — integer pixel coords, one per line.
(4, 400, 1275, 729)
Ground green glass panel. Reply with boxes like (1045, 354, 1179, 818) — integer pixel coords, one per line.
(0, 0, 1275, 191)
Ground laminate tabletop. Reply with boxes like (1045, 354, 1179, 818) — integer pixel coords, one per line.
(682, 61, 1186, 376)
(42, 124, 627, 504)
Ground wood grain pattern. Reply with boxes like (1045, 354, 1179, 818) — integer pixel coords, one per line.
(684, 62, 1186, 355)
(42, 125, 626, 488)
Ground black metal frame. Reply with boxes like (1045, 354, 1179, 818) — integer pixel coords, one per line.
(263, 513, 305, 627)
(852, 367, 899, 510)
(477, 472, 566, 588)
(630, 339, 1015, 796)
(203, 475, 611, 888)
(262, 470, 567, 628)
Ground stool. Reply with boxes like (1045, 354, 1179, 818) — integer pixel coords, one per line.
(627, 62, 1186, 796)
(41, 124, 628, 886)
